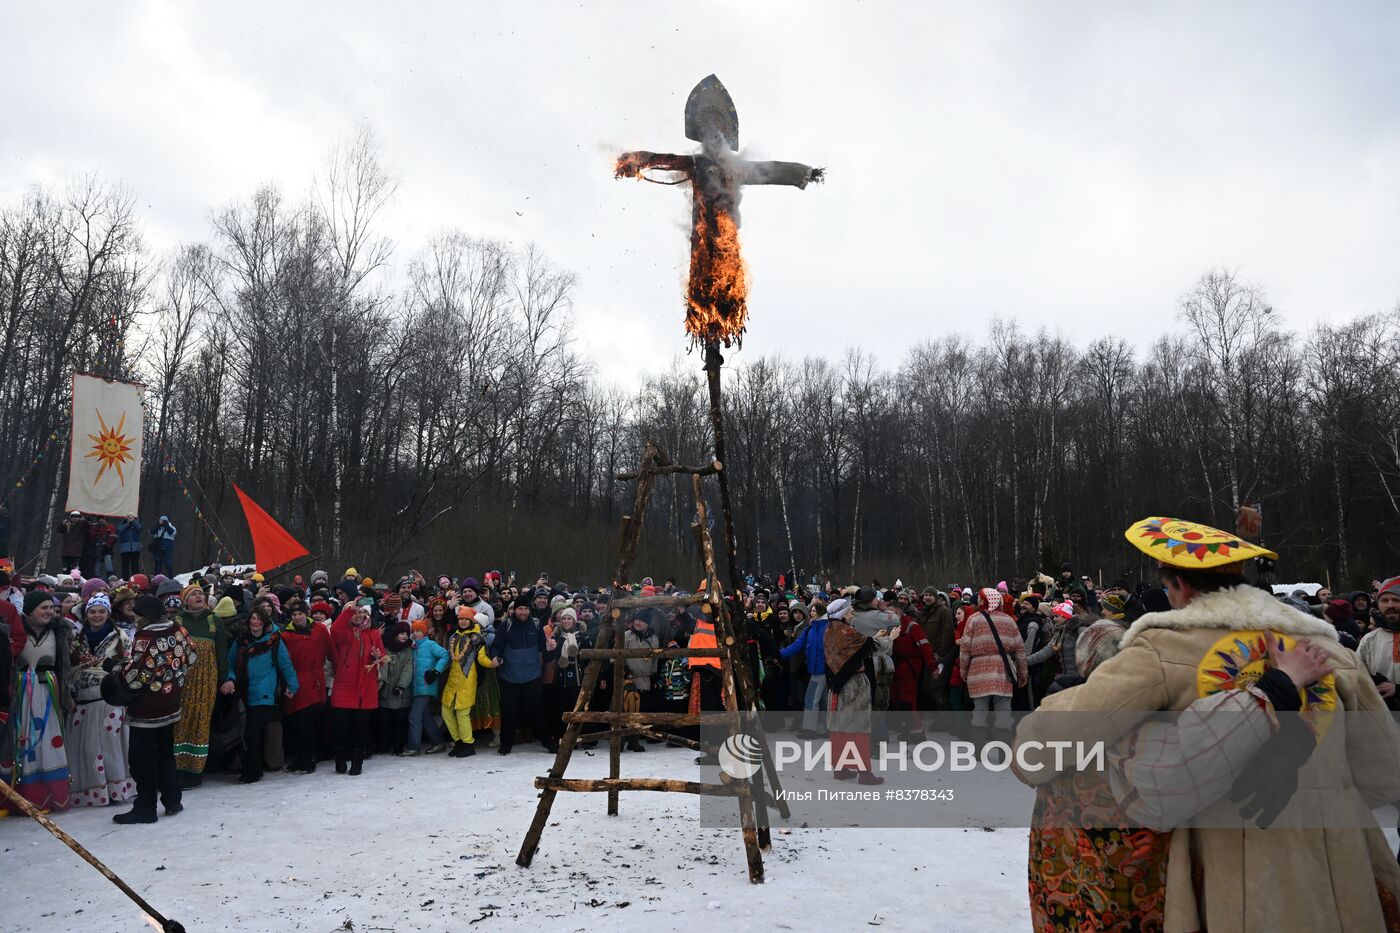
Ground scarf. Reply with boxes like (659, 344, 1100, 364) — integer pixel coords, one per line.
(84, 620, 115, 653)
(449, 625, 485, 676)
(236, 629, 282, 697)
(824, 618, 870, 692)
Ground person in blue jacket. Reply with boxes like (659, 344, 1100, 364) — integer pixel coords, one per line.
(115, 515, 143, 578)
(780, 599, 831, 738)
(405, 619, 450, 755)
(488, 595, 560, 755)
(221, 604, 298, 784)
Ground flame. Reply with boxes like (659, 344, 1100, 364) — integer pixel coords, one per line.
(686, 206, 747, 347)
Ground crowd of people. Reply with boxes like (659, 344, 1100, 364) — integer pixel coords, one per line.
(7, 510, 1400, 931)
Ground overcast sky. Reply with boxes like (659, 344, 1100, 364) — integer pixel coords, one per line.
(5, 1, 1399, 372)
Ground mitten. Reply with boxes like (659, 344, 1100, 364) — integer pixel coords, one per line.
(424, 669, 439, 685)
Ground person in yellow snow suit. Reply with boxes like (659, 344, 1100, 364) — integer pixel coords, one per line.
(441, 606, 496, 758)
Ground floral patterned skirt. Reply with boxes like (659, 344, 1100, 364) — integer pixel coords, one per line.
(1028, 772, 1170, 932)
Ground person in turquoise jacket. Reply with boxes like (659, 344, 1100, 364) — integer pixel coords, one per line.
(220, 605, 299, 783)
(406, 619, 450, 755)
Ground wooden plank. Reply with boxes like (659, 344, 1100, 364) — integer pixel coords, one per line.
(606, 592, 712, 611)
(578, 646, 723, 660)
(564, 711, 738, 726)
(537, 777, 740, 797)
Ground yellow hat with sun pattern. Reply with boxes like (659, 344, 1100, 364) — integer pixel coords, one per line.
(1125, 516, 1277, 572)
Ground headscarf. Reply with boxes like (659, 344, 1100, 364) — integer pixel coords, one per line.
(978, 587, 1005, 615)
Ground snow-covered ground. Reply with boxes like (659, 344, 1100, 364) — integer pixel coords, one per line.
(3, 744, 1031, 931)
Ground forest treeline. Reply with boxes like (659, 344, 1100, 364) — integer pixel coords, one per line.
(3, 130, 1398, 589)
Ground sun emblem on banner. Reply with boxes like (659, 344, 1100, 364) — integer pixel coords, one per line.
(86, 410, 135, 485)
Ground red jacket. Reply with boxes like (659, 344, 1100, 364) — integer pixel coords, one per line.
(891, 615, 934, 704)
(329, 606, 383, 710)
(1, 599, 22, 660)
(283, 623, 333, 714)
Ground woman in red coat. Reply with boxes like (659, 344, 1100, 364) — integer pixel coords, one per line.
(890, 611, 933, 740)
(328, 602, 383, 775)
(282, 598, 333, 774)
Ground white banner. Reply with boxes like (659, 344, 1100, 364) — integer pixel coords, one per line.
(66, 373, 144, 517)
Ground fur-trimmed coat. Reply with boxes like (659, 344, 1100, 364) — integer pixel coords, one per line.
(1014, 584, 1400, 933)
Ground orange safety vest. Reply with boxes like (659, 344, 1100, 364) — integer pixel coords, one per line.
(688, 616, 721, 669)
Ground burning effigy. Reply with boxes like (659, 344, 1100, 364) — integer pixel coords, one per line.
(615, 74, 823, 347)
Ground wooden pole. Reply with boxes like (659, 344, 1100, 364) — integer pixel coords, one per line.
(703, 343, 744, 596)
(516, 622, 615, 867)
(0, 781, 187, 932)
(608, 606, 625, 815)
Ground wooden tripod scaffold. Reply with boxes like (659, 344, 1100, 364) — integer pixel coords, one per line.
(515, 441, 789, 883)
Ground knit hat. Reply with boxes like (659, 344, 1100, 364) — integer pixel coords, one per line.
(311, 570, 329, 585)
(457, 605, 477, 621)
(1379, 577, 1400, 599)
(284, 597, 307, 616)
(213, 596, 238, 619)
(550, 595, 569, 613)
(996, 581, 1008, 593)
(826, 597, 852, 621)
(343, 567, 359, 579)
(461, 577, 481, 592)
(1052, 601, 1075, 620)
(86, 593, 112, 614)
(556, 607, 577, 625)
(134, 594, 163, 624)
(80, 578, 110, 601)
(381, 592, 403, 615)
(156, 578, 183, 598)
(180, 583, 205, 605)
(1099, 593, 1127, 620)
(310, 600, 333, 618)
(411, 619, 430, 636)
(1324, 599, 1354, 624)
(258, 593, 282, 616)
(249, 572, 265, 583)
(512, 594, 533, 610)
(23, 590, 54, 614)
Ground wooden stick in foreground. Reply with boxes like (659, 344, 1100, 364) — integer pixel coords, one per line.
(0, 781, 187, 932)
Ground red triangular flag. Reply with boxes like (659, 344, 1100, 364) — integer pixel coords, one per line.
(233, 484, 310, 574)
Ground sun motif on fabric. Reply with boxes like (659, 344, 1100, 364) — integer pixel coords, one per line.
(1196, 630, 1336, 711)
(86, 409, 135, 485)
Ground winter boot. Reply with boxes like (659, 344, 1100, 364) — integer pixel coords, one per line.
(348, 753, 364, 776)
(457, 742, 476, 758)
(857, 771, 885, 786)
(625, 737, 646, 752)
(113, 808, 157, 825)
(303, 758, 317, 774)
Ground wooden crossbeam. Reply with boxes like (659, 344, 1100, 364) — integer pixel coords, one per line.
(577, 646, 724, 660)
(536, 777, 740, 797)
(606, 592, 712, 611)
(563, 710, 738, 726)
